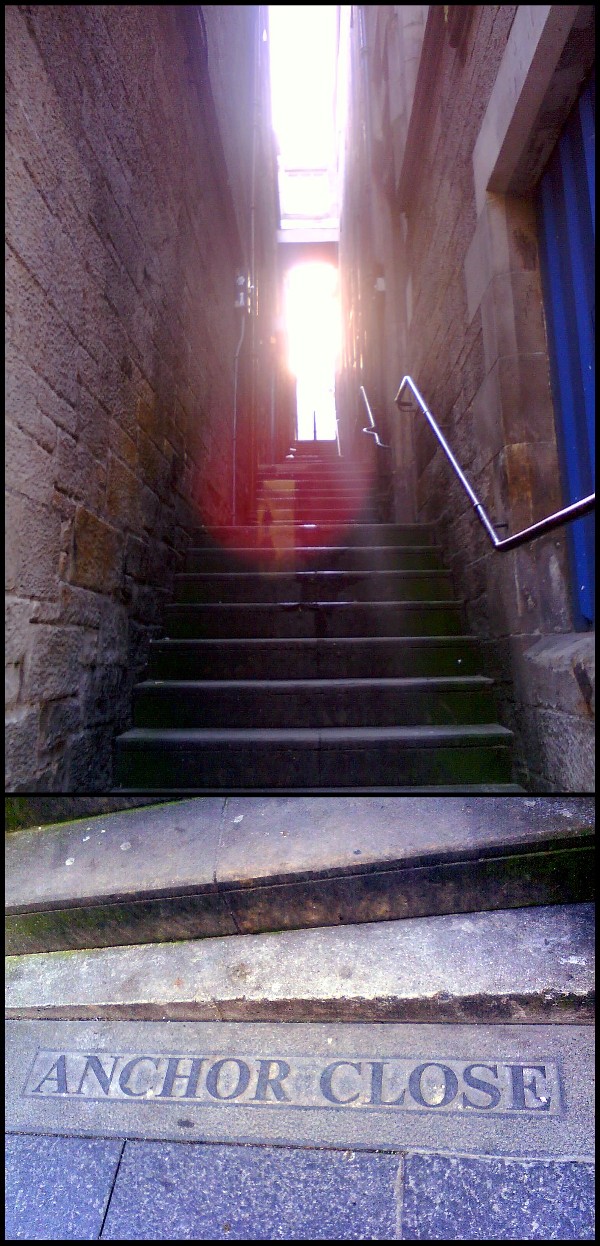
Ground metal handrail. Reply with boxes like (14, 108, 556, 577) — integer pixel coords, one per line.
(359, 385, 389, 447)
(393, 375, 595, 552)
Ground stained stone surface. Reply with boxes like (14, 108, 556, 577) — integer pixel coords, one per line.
(100, 1140, 400, 1240)
(5, 1133, 123, 1240)
(5, 904, 594, 1023)
(7, 796, 594, 954)
(6, 795, 594, 907)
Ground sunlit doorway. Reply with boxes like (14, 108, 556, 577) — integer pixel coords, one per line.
(284, 261, 340, 442)
(269, 4, 340, 445)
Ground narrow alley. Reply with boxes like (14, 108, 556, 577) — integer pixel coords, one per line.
(5, 4, 595, 794)
(4, 5, 596, 1242)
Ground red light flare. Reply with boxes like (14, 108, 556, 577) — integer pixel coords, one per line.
(192, 455, 377, 570)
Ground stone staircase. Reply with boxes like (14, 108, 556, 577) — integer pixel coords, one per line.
(115, 443, 519, 791)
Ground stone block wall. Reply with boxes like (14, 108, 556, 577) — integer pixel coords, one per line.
(338, 5, 595, 790)
(6, 5, 275, 791)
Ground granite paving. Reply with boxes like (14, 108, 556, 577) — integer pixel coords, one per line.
(401, 1153, 595, 1240)
(101, 1140, 400, 1240)
(5, 1133, 123, 1240)
(5, 1136, 594, 1240)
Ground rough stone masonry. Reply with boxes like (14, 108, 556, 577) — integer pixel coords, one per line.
(5, 6, 276, 791)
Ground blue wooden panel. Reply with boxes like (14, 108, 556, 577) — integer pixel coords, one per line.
(537, 74, 595, 627)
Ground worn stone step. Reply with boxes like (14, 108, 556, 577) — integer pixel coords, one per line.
(255, 507, 386, 525)
(5, 903, 594, 1023)
(132, 677, 498, 728)
(253, 499, 382, 516)
(256, 480, 373, 496)
(255, 490, 381, 506)
(191, 524, 438, 548)
(255, 500, 381, 517)
(257, 482, 376, 496)
(184, 545, 446, 573)
(163, 600, 464, 639)
(253, 509, 380, 524)
(118, 784, 526, 793)
(146, 636, 486, 680)
(5, 1018, 593, 1172)
(114, 724, 514, 788)
(173, 570, 456, 604)
(256, 485, 374, 500)
(5, 796, 593, 954)
(287, 441, 340, 457)
(259, 459, 364, 473)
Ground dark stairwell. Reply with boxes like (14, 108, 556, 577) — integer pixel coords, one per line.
(114, 438, 521, 792)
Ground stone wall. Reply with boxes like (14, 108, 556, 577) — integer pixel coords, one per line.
(6, 5, 277, 791)
(339, 5, 595, 790)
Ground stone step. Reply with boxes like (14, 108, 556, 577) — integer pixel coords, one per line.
(255, 506, 385, 524)
(5, 903, 594, 1022)
(132, 676, 498, 728)
(256, 489, 379, 502)
(163, 600, 464, 639)
(191, 523, 438, 548)
(114, 724, 514, 788)
(287, 441, 340, 457)
(255, 489, 381, 505)
(146, 636, 486, 680)
(255, 507, 386, 522)
(173, 570, 456, 604)
(5, 797, 593, 955)
(257, 482, 373, 497)
(257, 481, 375, 495)
(256, 500, 381, 515)
(257, 474, 372, 490)
(184, 545, 446, 572)
(118, 784, 526, 793)
(5, 1019, 593, 1183)
(259, 460, 366, 471)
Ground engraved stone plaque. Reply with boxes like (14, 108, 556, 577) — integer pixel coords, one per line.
(6, 1020, 593, 1159)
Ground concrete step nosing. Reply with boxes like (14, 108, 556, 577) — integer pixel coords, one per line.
(136, 676, 495, 690)
(5, 904, 594, 1025)
(5, 796, 594, 955)
(118, 724, 514, 742)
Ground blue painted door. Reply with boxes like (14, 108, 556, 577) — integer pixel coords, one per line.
(537, 71, 595, 627)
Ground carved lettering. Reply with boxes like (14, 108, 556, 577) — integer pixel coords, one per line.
(22, 1050, 562, 1115)
(31, 1055, 68, 1095)
(118, 1057, 159, 1098)
(252, 1059, 291, 1102)
(408, 1063, 459, 1108)
(157, 1057, 205, 1099)
(507, 1064, 552, 1112)
(368, 1061, 406, 1106)
(320, 1061, 362, 1104)
(462, 1064, 502, 1110)
(205, 1059, 251, 1101)
(75, 1055, 119, 1097)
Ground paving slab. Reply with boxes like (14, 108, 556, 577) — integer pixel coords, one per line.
(5, 1135, 594, 1240)
(400, 1153, 594, 1240)
(5, 1133, 123, 1240)
(6, 796, 593, 952)
(215, 795, 594, 885)
(5, 1019, 594, 1160)
(100, 1139, 400, 1240)
(5, 903, 594, 1024)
